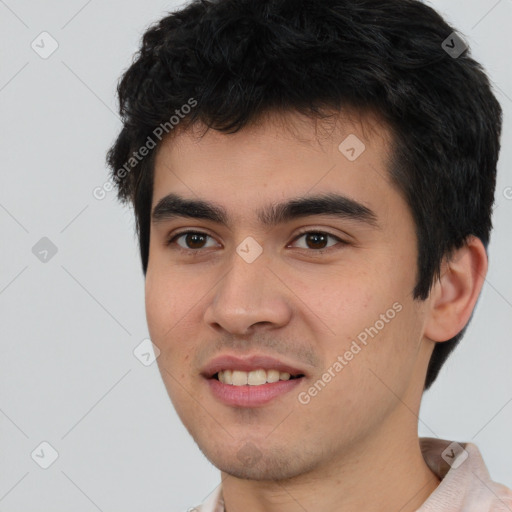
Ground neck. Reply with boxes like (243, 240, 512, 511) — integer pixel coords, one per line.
(220, 413, 440, 512)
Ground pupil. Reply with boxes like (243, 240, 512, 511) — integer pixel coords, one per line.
(187, 233, 205, 249)
(307, 233, 327, 249)
(184, 233, 328, 250)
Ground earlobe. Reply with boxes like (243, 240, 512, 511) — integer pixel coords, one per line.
(423, 236, 488, 343)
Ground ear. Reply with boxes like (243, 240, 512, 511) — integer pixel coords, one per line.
(423, 235, 488, 343)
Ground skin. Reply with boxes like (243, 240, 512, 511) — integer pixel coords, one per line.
(145, 110, 487, 512)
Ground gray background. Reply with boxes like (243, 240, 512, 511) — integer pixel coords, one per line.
(1, 0, 511, 511)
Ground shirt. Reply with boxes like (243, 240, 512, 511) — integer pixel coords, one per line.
(192, 437, 512, 512)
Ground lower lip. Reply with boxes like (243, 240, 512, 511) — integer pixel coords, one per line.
(206, 377, 304, 407)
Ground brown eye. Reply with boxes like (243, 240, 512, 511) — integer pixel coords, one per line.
(183, 233, 207, 249)
(290, 231, 345, 251)
(304, 232, 329, 249)
(167, 231, 218, 250)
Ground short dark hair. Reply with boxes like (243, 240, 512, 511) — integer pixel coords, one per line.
(106, 0, 502, 390)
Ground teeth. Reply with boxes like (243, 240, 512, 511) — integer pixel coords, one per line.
(221, 369, 231, 384)
(247, 369, 266, 385)
(267, 369, 280, 383)
(217, 368, 296, 386)
(232, 370, 248, 386)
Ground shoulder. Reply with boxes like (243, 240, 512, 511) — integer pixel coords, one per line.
(180, 485, 223, 512)
(490, 482, 512, 512)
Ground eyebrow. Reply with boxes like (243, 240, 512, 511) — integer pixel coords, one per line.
(151, 192, 380, 229)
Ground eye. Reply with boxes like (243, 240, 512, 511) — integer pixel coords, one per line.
(289, 230, 347, 251)
(167, 231, 219, 250)
(166, 229, 347, 253)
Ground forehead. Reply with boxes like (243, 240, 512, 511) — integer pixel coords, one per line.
(151, 110, 400, 230)
(155, 109, 391, 169)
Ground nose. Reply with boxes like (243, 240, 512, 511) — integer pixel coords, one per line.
(203, 246, 293, 336)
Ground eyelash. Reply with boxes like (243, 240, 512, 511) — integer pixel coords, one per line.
(165, 229, 348, 254)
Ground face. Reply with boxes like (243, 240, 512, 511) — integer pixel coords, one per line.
(145, 111, 434, 480)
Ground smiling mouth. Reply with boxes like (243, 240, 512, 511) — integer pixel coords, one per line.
(213, 369, 305, 386)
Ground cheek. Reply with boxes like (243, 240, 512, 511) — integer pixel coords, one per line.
(145, 269, 182, 346)
(312, 269, 384, 333)
(146, 276, 193, 403)
(347, 298, 425, 410)
(145, 269, 199, 374)
(144, 273, 165, 339)
(310, 300, 422, 434)
(319, 263, 420, 373)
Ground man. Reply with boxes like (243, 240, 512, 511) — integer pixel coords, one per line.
(106, 0, 512, 510)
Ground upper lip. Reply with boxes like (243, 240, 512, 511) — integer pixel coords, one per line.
(201, 354, 307, 379)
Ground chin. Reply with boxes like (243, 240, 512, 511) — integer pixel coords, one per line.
(197, 442, 318, 481)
